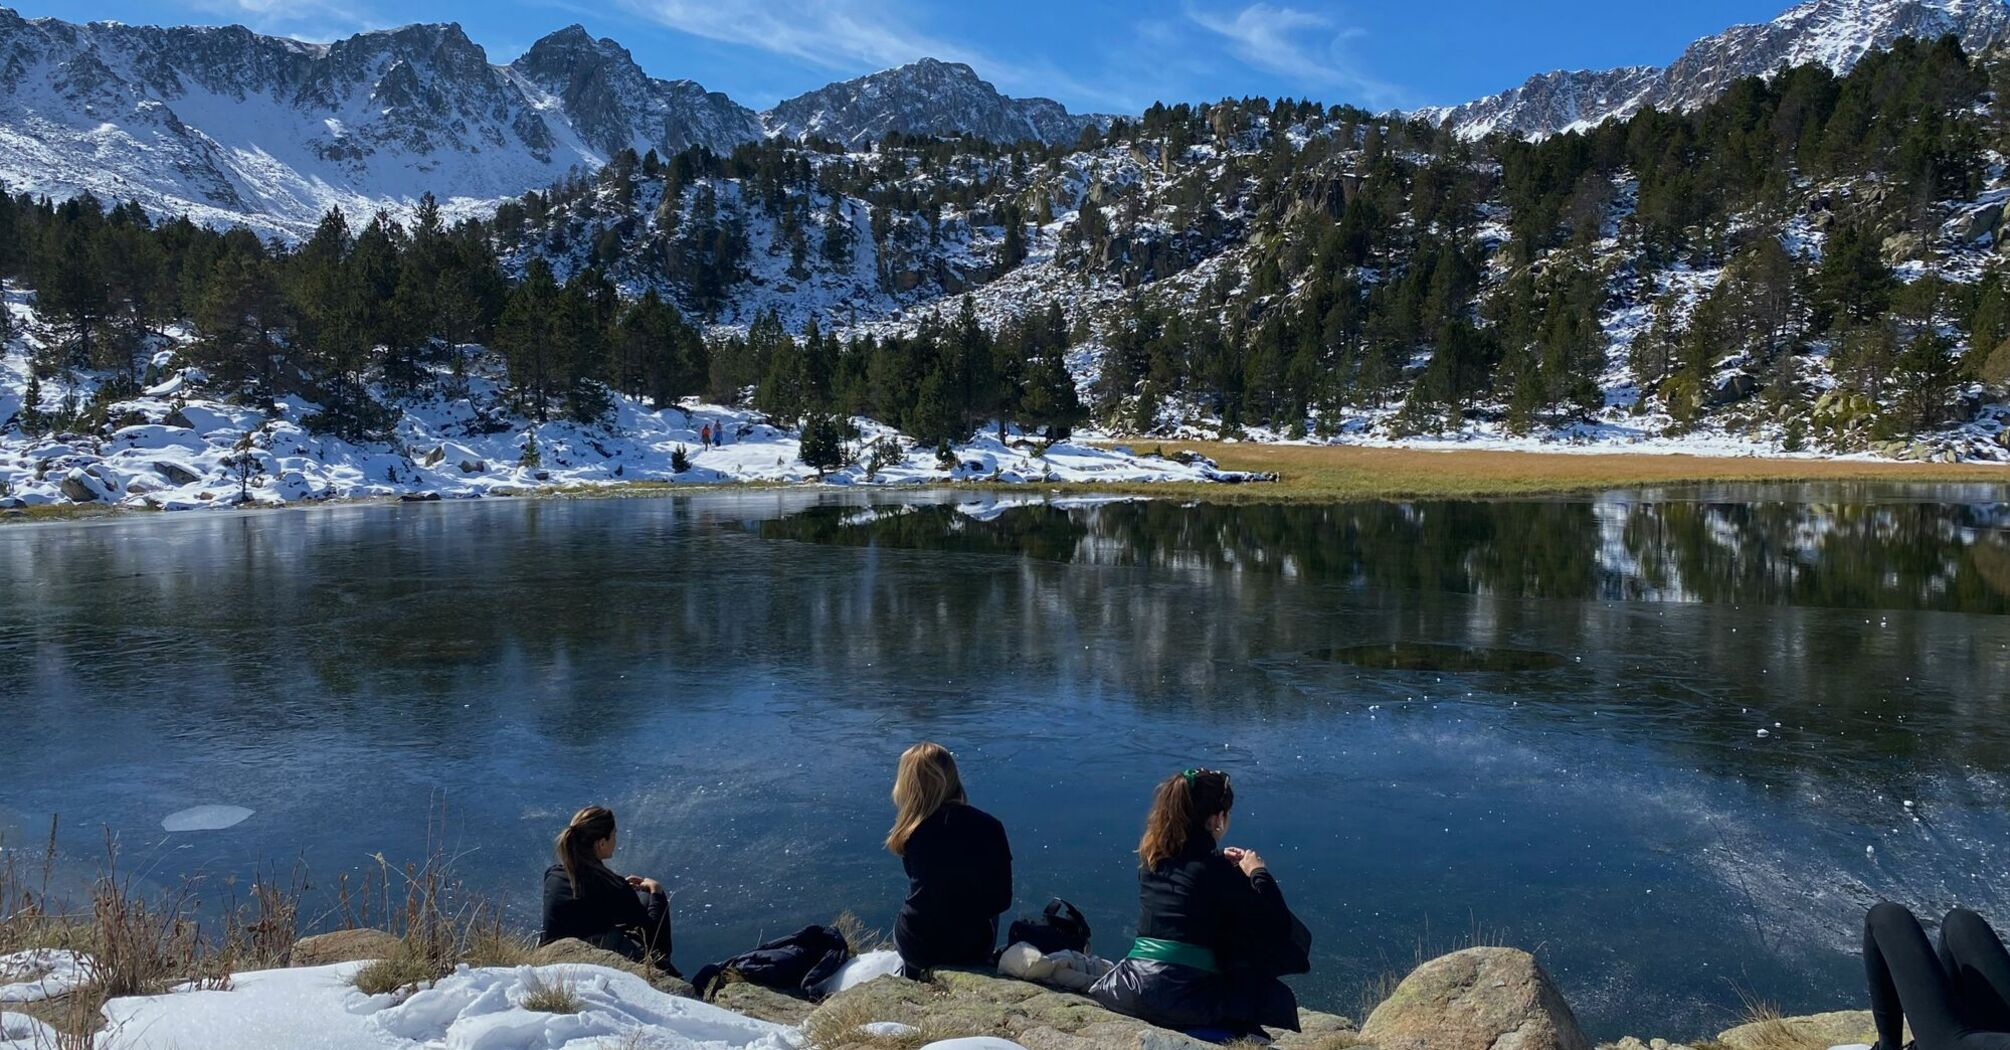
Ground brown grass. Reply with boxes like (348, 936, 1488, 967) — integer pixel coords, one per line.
(1095, 440, 2010, 504)
(801, 993, 972, 1050)
(1716, 1000, 1834, 1050)
(830, 910, 890, 955)
(518, 969, 584, 1014)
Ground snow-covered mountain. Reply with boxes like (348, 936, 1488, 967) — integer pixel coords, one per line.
(0, 10, 1106, 239)
(762, 58, 1106, 148)
(505, 26, 761, 161)
(1418, 0, 2010, 139)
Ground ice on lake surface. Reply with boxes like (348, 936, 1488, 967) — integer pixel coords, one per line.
(1, 485, 2007, 1040)
(161, 805, 254, 832)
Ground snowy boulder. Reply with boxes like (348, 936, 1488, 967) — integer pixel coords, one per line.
(107, 424, 205, 453)
(1956, 201, 2004, 243)
(152, 460, 205, 485)
(58, 465, 121, 504)
(1359, 947, 1589, 1050)
(457, 458, 487, 474)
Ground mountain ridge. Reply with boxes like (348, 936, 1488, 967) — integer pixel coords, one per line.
(0, 8, 1105, 238)
(1416, 0, 2010, 138)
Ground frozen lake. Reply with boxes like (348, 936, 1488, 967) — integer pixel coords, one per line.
(2, 486, 2007, 1038)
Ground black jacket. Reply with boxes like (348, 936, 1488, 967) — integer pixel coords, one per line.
(692, 924, 852, 999)
(893, 802, 1013, 969)
(1089, 832, 1311, 1033)
(1135, 835, 1310, 980)
(540, 862, 666, 950)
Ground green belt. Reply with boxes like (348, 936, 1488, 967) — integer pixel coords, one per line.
(1126, 937, 1220, 974)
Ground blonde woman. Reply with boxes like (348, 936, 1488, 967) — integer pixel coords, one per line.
(540, 805, 680, 975)
(887, 742, 1013, 976)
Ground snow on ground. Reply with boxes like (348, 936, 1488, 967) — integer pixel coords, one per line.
(0, 356, 1267, 511)
(81, 961, 799, 1050)
(0, 955, 1030, 1050)
(0, 951, 90, 1004)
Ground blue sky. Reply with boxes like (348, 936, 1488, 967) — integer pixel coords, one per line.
(21, 0, 1795, 113)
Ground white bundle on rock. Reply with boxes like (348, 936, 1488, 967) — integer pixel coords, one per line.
(995, 942, 1113, 993)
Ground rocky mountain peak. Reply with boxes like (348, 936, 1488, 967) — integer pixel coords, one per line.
(763, 56, 1103, 148)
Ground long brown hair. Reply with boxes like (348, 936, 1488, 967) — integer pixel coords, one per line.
(1137, 768, 1233, 869)
(555, 805, 618, 894)
(886, 742, 967, 856)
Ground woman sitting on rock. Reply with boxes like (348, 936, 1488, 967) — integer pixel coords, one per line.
(540, 805, 679, 975)
(888, 742, 1013, 977)
(1864, 901, 2010, 1050)
(1089, 768, 1311, 1039)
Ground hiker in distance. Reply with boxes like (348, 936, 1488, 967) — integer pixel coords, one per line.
(887, 741, 1014, 978)
(1864, 901, 2010, 1049)
(540, 805, 681, 976)
(1090, 768, 1311, 1038)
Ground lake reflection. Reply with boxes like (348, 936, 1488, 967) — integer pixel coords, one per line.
(0, 487, 2006, 1039)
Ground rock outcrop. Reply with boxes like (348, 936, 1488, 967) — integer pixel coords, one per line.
(290, 928, 404, 967)
(799, 968, 1355, 1050)
(1359, 947, 1590, 1050)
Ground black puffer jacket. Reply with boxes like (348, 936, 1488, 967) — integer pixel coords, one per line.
(1089, 833, 1311, 1034)
(893, 802, 1013, 970)
(540, 862, 666, 958)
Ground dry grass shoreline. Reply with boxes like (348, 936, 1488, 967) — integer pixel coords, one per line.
(2, 442, 2003, 526)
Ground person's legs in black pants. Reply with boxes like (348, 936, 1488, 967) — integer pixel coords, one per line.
(1867, 902, 2010, 1050)
(1940, 909, 2010, 1033)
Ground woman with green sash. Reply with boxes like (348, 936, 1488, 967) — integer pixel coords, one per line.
(1088, 768, 1311, 1039)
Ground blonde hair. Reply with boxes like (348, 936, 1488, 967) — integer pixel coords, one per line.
(886, 742, 966, 856)
(555, 805, 617, 894)
(1138, 769, 1233, 870)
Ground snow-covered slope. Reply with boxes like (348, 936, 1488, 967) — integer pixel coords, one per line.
(1418, 0, 2010, 139)
(763, 59, 1107, 148)
(0, 10, 1110, 239)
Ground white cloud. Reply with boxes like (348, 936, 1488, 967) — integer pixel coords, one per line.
(611, 0, 1143, 112)
(1184, 2, 1405, 109)
(182, 0, 379, 40)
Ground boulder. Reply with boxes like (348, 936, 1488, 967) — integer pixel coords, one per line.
(712, 981, 817, 1025)
(422, 445, 447, 467)
(153, 460, 203, 485)
(1881, 231, 1926, 265)
(1273, 1010, 1360, 1050)
(1956, 201, 2004, 243)
(58, 467, 117, 504)
(292, 928, 403, 967)
(1715, 1010, 1878, 1050)
(1359, 947, 1589, 1050)
(1708, 372, 1758, 406)
(457, 458, 487, 474)
(529, 938, 694, 997)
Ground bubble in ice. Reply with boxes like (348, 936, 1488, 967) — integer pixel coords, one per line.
(1757, 728, 1772, 738)
(162, 805, 254, 832)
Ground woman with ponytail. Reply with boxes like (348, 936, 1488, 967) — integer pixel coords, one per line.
(1089, 769, 1310, 1038)
(539, 805, 680, 975)
(888, 742, 1013, 977)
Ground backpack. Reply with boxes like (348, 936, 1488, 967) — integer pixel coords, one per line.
(1007, 898, 1091, 955)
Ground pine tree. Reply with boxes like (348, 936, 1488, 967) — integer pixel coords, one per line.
(798, 411, 847, 476)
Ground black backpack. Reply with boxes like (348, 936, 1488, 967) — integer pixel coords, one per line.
(1007, 898, 1091, 955)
